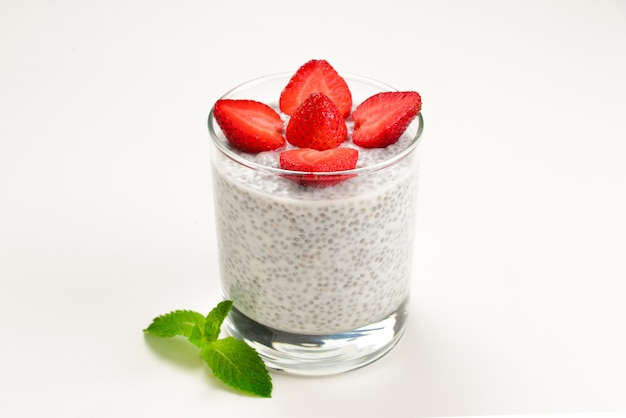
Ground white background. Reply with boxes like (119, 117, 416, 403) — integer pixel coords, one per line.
(1, 1, 625, 417)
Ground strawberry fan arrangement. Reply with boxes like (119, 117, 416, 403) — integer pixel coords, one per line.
(213, 59, 422, 187)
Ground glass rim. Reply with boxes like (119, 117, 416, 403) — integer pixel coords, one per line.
(207, 72, 424, 177)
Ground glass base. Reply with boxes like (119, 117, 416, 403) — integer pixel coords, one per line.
(223, 299, 409, 376)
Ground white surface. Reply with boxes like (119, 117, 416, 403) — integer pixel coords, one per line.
(1, 0, 625, 417)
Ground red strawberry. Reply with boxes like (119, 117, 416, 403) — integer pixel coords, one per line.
(279, 59, 352, 118)
(279, 148, 358, 187)
(352, 91, 422, 148)
(286, 92, 347, 151)
(213, 99, 285, 153)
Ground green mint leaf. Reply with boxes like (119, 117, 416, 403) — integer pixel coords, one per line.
(144, 301, 272, 397)
(204, 299, 233, 342)
(144, 310, 205, 340)
(201, 336, 272, 398)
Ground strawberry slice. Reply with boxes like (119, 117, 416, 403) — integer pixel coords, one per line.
(286, 92, 347, 151)
(279, 148, 358, 187)
(279, 59, 352, 118)
(352, 91, 422, 148)
(213, 99, 285, 153)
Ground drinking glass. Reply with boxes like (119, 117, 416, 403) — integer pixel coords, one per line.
(208, 73, 424, 375)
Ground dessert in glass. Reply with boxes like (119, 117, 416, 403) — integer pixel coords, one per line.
(207, 60, 424, 375)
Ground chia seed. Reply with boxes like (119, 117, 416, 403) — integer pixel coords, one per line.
(211, 125, 421, 335)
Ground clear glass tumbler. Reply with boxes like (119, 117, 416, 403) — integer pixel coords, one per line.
(207, 73, 424, 375)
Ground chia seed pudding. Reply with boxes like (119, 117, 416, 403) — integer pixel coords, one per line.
(210, 104, 423, 335)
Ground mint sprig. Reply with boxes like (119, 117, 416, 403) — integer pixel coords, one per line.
(144, 300, 272, 398)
